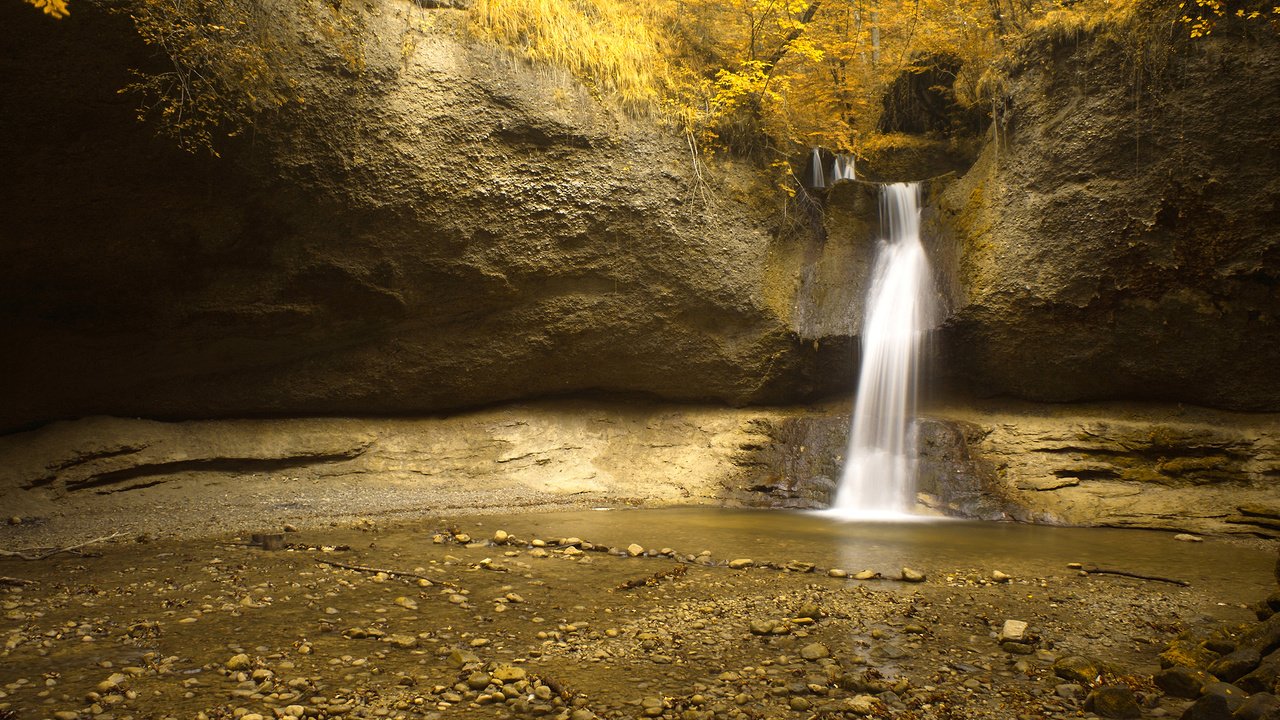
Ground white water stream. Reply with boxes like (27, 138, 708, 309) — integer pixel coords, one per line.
(829, 182, 937, 519)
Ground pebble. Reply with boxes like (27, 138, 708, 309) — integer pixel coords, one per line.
(992, 570, 1011, 582)
(901, 567, 925, 582)
(1174, 533, 1204, 542)
(627, 544, 645, 557)
(728, 559, 754, 569)
(999, 619, 1029, 643)
(854, 570, 880, 580)
(828, 568, 848, 578)
(493, 530, 509, 544)
(800, 643, 830, 660)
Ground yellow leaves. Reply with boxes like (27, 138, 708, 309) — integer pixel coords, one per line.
(471, 0, 667, 105)
(24, 0, 69, 19)
(1177, 0, 1273, 37)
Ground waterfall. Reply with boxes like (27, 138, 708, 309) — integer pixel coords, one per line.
(832, 154, 856, 182)
(829, 182, 936, 518)
(809, 148, 827, 189)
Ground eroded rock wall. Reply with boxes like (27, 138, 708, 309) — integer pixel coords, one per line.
(0, 1, 851, 432)
(936, 25, 1280, 410)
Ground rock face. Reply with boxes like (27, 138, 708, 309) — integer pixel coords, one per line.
(936, 24, 1280, 410)
(0, 1, 852, 433)
(0, 400, 794, 542)
(726, 400, 1279, 536)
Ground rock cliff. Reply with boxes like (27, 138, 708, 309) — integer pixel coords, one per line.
(0, 0, 851, 433)
(936, 23, 1280, 410)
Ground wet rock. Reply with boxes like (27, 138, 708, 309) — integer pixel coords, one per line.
(1175, 534, 1204, 543)
(1234, 693, 1280, 720)
(992, 570, 1011, 582)
(447, 649, 480, 667)
(1056, 683, 1086, 700)
(1162, 638, 1221, 670)
(1180, 693, 1232, 720)
(901, 568, 925, 582)
(1155, 666, 1210, 698)
(626, 544, 645, 557)
(385, 633, 418, 649)
(492, 665, 526, 683)
(466, 671, 492, 690)
(493, 530, 509, 544)
(854, 570, 881, 580)
(1053, 655, 1100, 685)
(226, 654, 252, 671)
(1084, 686, 1142, 718)
(786, 561, 815, 573)
(1201, 682, 1247, 712)
(1208, 648, 1262, 682)
(1002, 641, 1036, 655)
(829, 568, 848, 578)
(1236, 652, 1280, 693)
(801, 643, 830, 660)
(728, 559, 754, 570)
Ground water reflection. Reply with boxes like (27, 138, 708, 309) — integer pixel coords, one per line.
(487, 507, 1273, 600)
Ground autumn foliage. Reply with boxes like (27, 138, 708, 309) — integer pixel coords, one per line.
(20, 0, 1277, 161)
(23, 0, 69, 18)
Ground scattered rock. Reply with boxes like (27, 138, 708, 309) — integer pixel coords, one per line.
(1055, 683, 1086, 700)
(493, 530, 509, 544)
(1084, 685, 1142, 719)
(627, 543, 645, 557)
(384, 634, 418, 649)
(1161, 638, 1221, 670)
(1201, 681, 1248, 712)
(1000, 619, 1029, 643)
(728, 558, 754, 569)
(1174, 534, 1204, 542)
(447, 648, 480, 667)
(225, 654, 252, 671)
(1155, 666, 1210, 698)
(1053, 655, 1100, 685)
(1179, 693, 1232, 720)
(901, 568, 925, 582)
(1207, 647, 1261, 682)
(854, 570, 881, 580)
(992, 570, 1011, 582)
(492, 664, 527, 683)
(466, 671, 492, 690)
(1234, 693, 1280, 720)
(800, 643, 830, 660)
(828, 568, 848, 578)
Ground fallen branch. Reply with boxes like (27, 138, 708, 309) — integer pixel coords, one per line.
(615, 563, 687, 591)
(1081, 565, 1190, 587)
(316, 559, 459, 588)
(0, 532, 126, 561)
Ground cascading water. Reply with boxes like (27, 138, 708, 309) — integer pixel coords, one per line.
(828, 182, 937, 519)
(809, 148, 827, 189)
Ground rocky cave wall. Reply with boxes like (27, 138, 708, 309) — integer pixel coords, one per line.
(0, 0, 854, 433)
(935, 24, 1280, 410)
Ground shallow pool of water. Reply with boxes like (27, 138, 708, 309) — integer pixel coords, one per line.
(451, 507, 1275, 602)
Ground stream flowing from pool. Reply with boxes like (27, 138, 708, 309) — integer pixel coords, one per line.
(830, 182, 936, 519)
